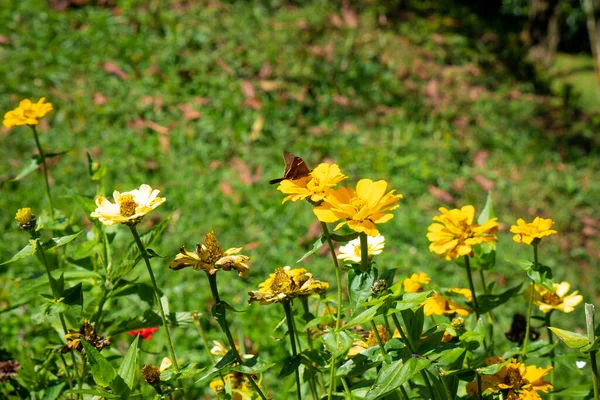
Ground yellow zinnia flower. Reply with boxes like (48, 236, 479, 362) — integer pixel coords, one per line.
(510, 217, 558, 245)
(169, 232, 250, 277)
(467, 357, 552, 399)
(248, 266, 329, 305)
(90, 184, 165, 226)
(403, 272, 431, 293)
(427, 205, 498, 260)
(423, 288, 472, 317)
(525, 281, 583, 314)
(337, 234, 385, 263)
(277, 162, 347, 203)
(3, 98, 53, 128)
(347, 325, 389, 358)
(313, 179, 402, 236)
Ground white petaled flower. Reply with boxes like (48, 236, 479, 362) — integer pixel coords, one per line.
(337, 234, 385, 263)
(90, 184, 166, 226)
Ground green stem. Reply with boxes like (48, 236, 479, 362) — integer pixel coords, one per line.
(546, 311, 555, 399)
(340, 377, 352, 399)
(476, 373, 483, 400)
(586, 304, 599, 400)
(284, 301, 302, 400)
(192, 313, 216, 366)
(359, 232, 369, 271)
(30, 125, 54, 222)
(370, 320, 390, 363)
(301, 299, 314, 351)
(478, 267, 495, 345)
(463, 256, 479, 318)
(206, 272, 267, 400)
(523, 243, 538, 359)
(129, 226, 181, 377)
(319, 222, 343, 400)
(439, 369, 453, 400)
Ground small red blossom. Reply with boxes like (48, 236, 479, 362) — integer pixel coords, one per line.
(127, 327, 158, 340)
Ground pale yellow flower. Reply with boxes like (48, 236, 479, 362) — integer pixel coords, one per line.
(169, 232, 250, 277)
(90, 184, 165, 226)
(313, 179, 402, 236)
(423, 288, 472, 317)
(427, 205, 498, 260)
(248, 266, 329, 305)
(525, 281, 583, 314)
(3, 98, 53, 128)
(337, 234, 385, 263)
(278, 162, 347, 203)
(510, 217, 557, 245)
(403, 272, 431, 293)
(467, 358, 552, 399)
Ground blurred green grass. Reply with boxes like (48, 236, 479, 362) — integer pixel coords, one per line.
(1, 0, 599, 397)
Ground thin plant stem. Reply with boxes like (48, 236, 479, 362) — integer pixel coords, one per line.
(359, 232, 369, 271)
(301, 299, 314, 351)
(523, 243, 538, 359)
(58, 353, 74, 395)
(439, 369, 453, 400)
(479, 266, 495, 344)
(545, 311, 555, 399)
(476, 373, 483, 400)
(129, 225, 182, 391)
(30, 125, 54, 222)
(463, 256, 479, 318)
(370, 319, 390, 363)
(319, 222, 344, 400)
(340, 377, 352, 399)
(191, 313, 216, 366)
(586, 304, 599, 400)
(206, 272, 267, 400)
(284, 301, 302, 400)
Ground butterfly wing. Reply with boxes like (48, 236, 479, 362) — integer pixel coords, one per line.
(269, 151, 311, 184)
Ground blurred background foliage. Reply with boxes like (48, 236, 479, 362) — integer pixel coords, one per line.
(0, 0, 599, 397)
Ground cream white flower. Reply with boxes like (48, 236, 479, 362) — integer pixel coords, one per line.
(90, 184, 166, 226)
(337, 234, 385, 263)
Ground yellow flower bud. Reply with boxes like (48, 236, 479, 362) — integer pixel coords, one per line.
(15, 208, 36, 231)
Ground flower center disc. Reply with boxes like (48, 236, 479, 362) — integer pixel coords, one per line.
(119, 194, 138, 217)
(542, 292, 561, 305)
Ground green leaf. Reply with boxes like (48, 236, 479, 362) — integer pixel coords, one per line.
(478, 360, 509, 375)
(477, 283, 522, 314)
(550, 384, 594, 397)
(477, 191, 495, 224)
(42, 382, 65, 400)
(215, 349, 237, 370)
(11, 156, 41, 181)
(348, 267, 378, 312)
(279, 355, 301, 378)
(230, 356, 274, 375)
(336, 347, 383, 377)
(62, 283, 83, 307)
(401, 307, 425, 348)
(345, 304, 381, 329)
(43, 231, 83, 251)
(548, 328, 590, 349)
(297, 235, 326, 263)
(471, 242, 496, 271)
(322, 330, 354, 358)
(81, 340, 117, 387)
(109, 374, 130, 399)
(118, 335, 139, 390)
(65, 389, 119, 398)
(430, 348, 466, 366)
(2, 240, 37, 265)
(364, 357, 431, 400)
(389, 291, 432, 312)
(125, 217, 171, 259)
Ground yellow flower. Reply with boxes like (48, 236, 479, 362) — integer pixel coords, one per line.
(210, 371, 257, 400)
(15, 207, 36, 231)
(347, 325, 389, 358)
(90, 184, 165, 226)
(169, 232, 250, 277)
(427, 205, 498, 260)
(277, 162, 347, 203)
(467, 358, 552, 399)
(248, 266, 329, 305)
(313, 179, 402, 236)
(423, 288, 472, 317)
(3, 98, 53, 128)
(403, 272, 431, 293)
(525, 282, 583, 314)
(337, 234, 385, 263)
(510, 217, 558, 245)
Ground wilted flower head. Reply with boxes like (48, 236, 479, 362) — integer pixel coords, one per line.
(423, 288, 472, 317)
(427, 205, 498, 260)
(3, 98, 53, 128)
(248, 266, 329, 305)
(15, 207, 36, 231)
(338, 234, 385, 264)
(62, 321, 110, 354)
(510, 217, 557, 245)
(142, 364, 161, 385)
(403, 272, 431, 293)
(90, 184, 165, 226)
(525, 281, 583, 314)
(169, 232, 250, 277)
(278, 162, 347, 203)
(0, 360, 20, 382)
(127, 327, 158, 341)
(467, 357, 552, 399)
(313, 179, 402, 236)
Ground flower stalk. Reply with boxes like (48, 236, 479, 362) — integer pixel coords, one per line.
(283, 301, 302, 400)
(545, 310, 555, 399)
(586, 304, 600, 400)
(463, 256, 480, 319)
(523, 243, 538, 358)
(30, 125, 54, 222)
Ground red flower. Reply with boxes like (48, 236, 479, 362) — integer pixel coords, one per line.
(127, 327, 158, 340)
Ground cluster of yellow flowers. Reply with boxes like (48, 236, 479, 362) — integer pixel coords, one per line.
(248, 266, 329, 305)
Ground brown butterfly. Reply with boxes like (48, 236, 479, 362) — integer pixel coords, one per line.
(269, 151, 311, 184)
(505, 313, 540, 344)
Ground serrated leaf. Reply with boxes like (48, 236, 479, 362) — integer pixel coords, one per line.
(322, 330, 354, 358)
(118, 335, 139, 390)
(11, 156, 41, 181)
(365, 357, 431, 400)
(2, 240, 37, 265)
(297, 235, 326, 263)
(43, 232, 83, 251)
(81, 340, 117, 387)
(549, 328, 590, 349)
